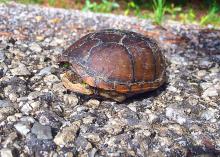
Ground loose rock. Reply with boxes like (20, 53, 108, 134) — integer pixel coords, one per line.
(29, 43, 42, 53)
(37, 66, 52, 76)
(0, 100, 11, 107)
(14, 122, 30, 136)
(63, 94, 78, 107)
(54, 121, 80, 146)
(0, 148, 15, 157)
(166, 107, 187, 125)
(202, 86, 218, 97)
(10, 64, 31, 76)
(0, 51, 5, 62)
(31, 122, 53, 140)
(85, 99, 100, 109)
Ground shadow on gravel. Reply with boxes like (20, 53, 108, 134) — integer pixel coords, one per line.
(186, 145, 220, 157)
(123, 82, 168, 104)
(74, 82, 168, 105)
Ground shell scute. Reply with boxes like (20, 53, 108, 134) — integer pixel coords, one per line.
(92, 32, 122, 43)
(87, 42, 133, 82)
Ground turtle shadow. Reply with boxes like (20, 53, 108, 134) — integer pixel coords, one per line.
(186, 145, 220, 157)
(74, 82, 168, 105)
(122, 82, 168, 104)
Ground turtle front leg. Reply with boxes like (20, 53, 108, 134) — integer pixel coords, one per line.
(61, 72, 126, 102)
(61, 72, 94, 95)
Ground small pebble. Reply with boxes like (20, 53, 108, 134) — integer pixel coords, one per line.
(14, 122, 30, 136)
(44, 74, 60, 85)
(20, 102, 32, 115)
(31, 122, 53, 140)
(0, 52, 5, 62)
(202, 87, 218, 97)
(10, 64, 31, 76)
(0, 100, 11, 107)
(54, 121, 80, 146)
(37, 66, 51, 76)
(201, 108, 218, 122)
(85, 99, 100, 109)
(29, 43, 42, 53)
(166, 107, 187, 125)
(0, 148, 15, 157)
(63, 94, 78, 107)
(83, 133, 101, 143)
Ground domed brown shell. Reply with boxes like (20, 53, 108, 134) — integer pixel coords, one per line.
(60, 29, 166, 94)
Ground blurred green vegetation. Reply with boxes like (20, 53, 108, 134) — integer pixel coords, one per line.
(16, 0, 43, 4)
(200, 1, 220, 25)
(1, 0, 220, 26)
(82, 0, 119, 12)
(153, 0, 166, 24)
(0, 0, 8, 2)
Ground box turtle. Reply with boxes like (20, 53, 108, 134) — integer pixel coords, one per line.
(59, 29, 166, 102)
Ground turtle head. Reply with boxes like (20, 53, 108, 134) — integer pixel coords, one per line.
(58, 51, 94, 95)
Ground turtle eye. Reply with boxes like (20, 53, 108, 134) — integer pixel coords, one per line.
(59, 62, 71, 68)
(63, 63, 71, 68)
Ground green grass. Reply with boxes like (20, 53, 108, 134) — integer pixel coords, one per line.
(179, 8, 196, 24)
(153, 0, 166, 24)
(165, 3, 182, 19)
(82, 0, 119, 13)
(48, 0, 55, 6)
(0, 0, 9, 3)
(17, 0, 43, 4)
(3, 0, 220, 27)
(200, 1, 220, 26)
(124, 1, 140, 16)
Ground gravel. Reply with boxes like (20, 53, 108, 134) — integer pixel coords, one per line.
(0, 2, 220, 157)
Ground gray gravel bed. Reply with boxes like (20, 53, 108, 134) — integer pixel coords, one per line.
(0, 2, 220, 157)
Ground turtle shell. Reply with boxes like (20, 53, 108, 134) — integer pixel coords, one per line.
(60, 29, 166, 94)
